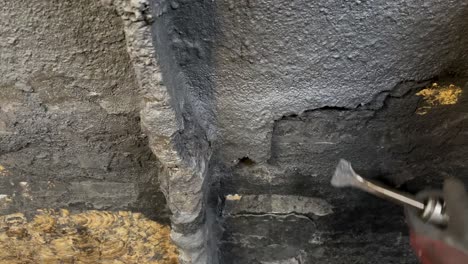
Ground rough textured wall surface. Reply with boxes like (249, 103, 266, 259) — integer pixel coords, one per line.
(221, 78, 468, 264)
(213, 0, 468, 163)
(104, 1, 215, 263)
(3, 0, 468, 263)
(148, 0, 468, 263)
(0, 0, 168, 222)
(148, 1, 217, 262)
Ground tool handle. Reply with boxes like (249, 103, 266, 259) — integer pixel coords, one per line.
(410, 231, 468, 264)
(362, 180, 448, 226)
(359, 179, 425, 210)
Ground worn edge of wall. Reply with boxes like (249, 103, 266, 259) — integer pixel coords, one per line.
(101, 1, 213, 263)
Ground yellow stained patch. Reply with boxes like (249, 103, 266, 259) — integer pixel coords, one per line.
(415, 83, 462, 115)
(226, 194, 242, 201)
(0, 210, 178, 264)
(0, 165, 9, 177)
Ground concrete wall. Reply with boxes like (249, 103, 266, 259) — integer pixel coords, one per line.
(2, 0, 468, 264)
(0, 0, 168, 222)
(149, 0, 468, 263)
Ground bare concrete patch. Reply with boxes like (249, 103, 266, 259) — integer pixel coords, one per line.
(224, 194, 333, 217)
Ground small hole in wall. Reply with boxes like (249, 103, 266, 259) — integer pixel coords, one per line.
(238, 157, 256, 166)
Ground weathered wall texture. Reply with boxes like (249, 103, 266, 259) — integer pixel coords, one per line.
(3, 0, 468, 264)
(147, 0, 468, 263)
(213, 0, 468, 163)
(0, 0, 168, 222)
(221, 79, 468, 264)
(105, 1, 215, 263)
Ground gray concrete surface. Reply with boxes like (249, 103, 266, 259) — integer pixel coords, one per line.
(148, 0, 468, 263)
(221, 78, 468, 263)
(2, 0, 468, 263)
(213, 0, 468, 164)
(0, 0, 168, 222)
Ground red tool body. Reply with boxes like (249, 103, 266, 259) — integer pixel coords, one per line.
(410, 231, 468, 264)
(332, 159, 468, 264)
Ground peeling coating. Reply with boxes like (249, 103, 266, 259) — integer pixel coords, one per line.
(416, 83, 463, 115)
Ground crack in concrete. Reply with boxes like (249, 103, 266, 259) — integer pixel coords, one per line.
(225, 212, 317, 224)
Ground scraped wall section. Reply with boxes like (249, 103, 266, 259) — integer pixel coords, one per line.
(221, 79, 468, 263)
(144, 0, 468, 263)
(3, 0, 468, 264)
(213, 0, 468, 163)
(213, 1, 468, 263)
(0, 0, 168, 221)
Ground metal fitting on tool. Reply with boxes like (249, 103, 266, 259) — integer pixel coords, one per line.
(331, 159, 449, 226)
(421, 197, 448, 226)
